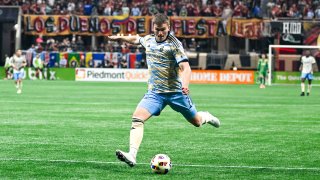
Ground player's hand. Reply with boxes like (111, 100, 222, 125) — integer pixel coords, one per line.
(182, 87, 189, 95)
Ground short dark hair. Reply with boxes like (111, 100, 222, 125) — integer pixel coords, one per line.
(153, 13, 169, 26)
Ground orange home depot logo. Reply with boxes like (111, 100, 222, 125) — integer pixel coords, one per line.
(76, 68, 86, 79)
(191, 70, 254, 84)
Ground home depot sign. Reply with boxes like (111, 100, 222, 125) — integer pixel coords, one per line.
(191, 70, 254, 84)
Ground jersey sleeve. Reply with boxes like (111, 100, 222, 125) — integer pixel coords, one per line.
(139, 36, 146, 48)
(172, 43, 188, 64)
(312, 57, 316, 64)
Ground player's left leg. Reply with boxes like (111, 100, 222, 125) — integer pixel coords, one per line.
(116, 91, 165, 167)
(259, 74, 263, 88)
(300, 75, 306, 96)
(169, 93, 220, 128)
(307, 74, 313, 96)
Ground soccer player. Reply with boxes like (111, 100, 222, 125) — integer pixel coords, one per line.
(107, 14, 221, 167)
(300, 50, 317, 96)
(11, 49, 26, 94)
(257, 53, 268, 88)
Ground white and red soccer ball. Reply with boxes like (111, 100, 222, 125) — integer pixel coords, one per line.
(150, 154, 172, 174)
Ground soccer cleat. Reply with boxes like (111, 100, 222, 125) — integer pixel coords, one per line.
(116, 150, 136, 167)
(199, 111, 220, 128)
(307, 93, 310, 96)
(300, 92, 305, 96)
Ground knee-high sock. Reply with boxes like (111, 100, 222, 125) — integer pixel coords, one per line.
(129, 118, 144, 158)
(308, 84, 312, 93)
(301, 82, 305, 92)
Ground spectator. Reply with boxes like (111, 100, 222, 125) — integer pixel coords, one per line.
(179, 5, 188, 16)
(67, 0, 76, 14)
(315, 5, 320, 18)
(120, 56, 128, 68)
(131, 3, 141, 16)
(59, 56, 67, 67)
(4, 54, 13, 80)
(76, 36, 85, 51)
(103, 2, 113, 16)
(122, 2, 130, 15)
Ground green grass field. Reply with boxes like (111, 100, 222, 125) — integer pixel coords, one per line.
(0, 80, 319, 179)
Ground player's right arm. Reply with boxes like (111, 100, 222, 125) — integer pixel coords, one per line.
(311, 57, 317, 74)
(107, 35, 141, 45)
(257, 59, 261, 71)
(10, 57, 18, 70)
(299, 57, 303, 72)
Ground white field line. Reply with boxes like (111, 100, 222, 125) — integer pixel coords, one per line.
(0, 158, 319, 171)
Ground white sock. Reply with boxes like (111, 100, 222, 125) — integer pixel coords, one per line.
(129, 118, 144, 158)
(197, 111, 207, 125)
(301, 83, 305, 92)
(308, 84, 312, 93)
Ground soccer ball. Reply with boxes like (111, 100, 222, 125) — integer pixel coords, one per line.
(150, 154, 172, 174)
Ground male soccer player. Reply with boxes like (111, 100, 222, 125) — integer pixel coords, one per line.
(257, 53, 268, 88)
(107, 14, 221, 167)
(11, 50, 26, 94)
(300, 50, 317, 96)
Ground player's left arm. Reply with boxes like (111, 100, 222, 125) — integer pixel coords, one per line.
(312, 57, 317, 73)
(179, 61, 191, 95)
(21, 58, 27, 69)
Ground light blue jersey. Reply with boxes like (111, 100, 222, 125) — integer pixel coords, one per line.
(138, 34, 197, 120)
(139, 34, 188, 93)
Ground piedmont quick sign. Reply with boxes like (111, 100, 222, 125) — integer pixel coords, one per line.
(75, 68, 255, 84)
(76, 68, 149, 82)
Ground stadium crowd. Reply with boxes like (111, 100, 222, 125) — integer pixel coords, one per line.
(0, 0, 319, 19)
(3, 0, 320, 69)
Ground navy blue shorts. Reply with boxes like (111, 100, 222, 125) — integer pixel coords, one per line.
(138, 91, 197, 120)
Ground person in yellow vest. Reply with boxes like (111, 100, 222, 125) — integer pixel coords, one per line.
(4, 54, 13, 80)
(32, 53, 44, 79)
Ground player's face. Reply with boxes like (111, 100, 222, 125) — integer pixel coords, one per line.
(305, 50, 310, 57)
(154, 23, 170, 42)
(16, 50, 22, 57)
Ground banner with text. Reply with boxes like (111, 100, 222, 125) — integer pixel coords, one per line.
(191, 70, 255, 84)
(75, 68, 148, 82)
(1, 67, 75, 80)
(23, 15, 223, 38)
(273, 72, 320, 84)
(229, 19, 264, 39)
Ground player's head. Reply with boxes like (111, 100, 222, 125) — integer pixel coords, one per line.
(153, 13, 170, 43)
(16, 49, 22, 57)
(305, 50, 311, 57)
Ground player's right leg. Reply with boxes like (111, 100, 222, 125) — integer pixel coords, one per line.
(307, 76, 312, 96)
(116, 91, 164, 167)
(169, 93, 220, 128)
(300, 76, 306, 96)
